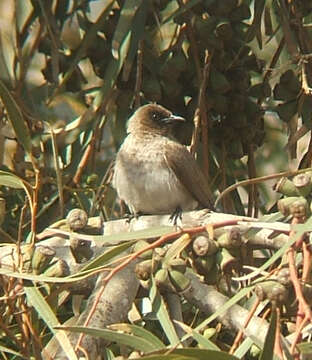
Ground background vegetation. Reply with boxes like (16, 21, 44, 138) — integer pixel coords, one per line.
(1, 0, 312, 359)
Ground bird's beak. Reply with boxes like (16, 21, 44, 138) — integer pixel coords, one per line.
(161, 114, 185, 124)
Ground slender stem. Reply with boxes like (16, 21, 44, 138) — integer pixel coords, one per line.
(229, 298, 260, 354)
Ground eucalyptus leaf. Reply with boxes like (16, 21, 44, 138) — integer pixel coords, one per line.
(79, 240, 136, 273)
(112, 0, 143, 59)
(0, 170, 32, 207)
(149, 278, 180, 346)
(55, 325, 156, 353)
(140, 348, 239, 360)
(0, 80, 32, 154)
(190, 330, 220, 351)
(0, 170, 25, 189)
(25, 286, 78, 360)
(96, 225, 175, 245)
(108, 323, 166, 350)
(0, 37, 11, 82)
(259, 308, 277, 360)
(59, 0, 115, 91)
(0, 345, 24, 358)
(122, 0, 149, 81)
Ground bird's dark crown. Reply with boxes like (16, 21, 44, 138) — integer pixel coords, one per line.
(127, 104, 184, 135)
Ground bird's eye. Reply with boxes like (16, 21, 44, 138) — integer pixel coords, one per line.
(151, 111, 167, 123)
(152, 112, 161, 121)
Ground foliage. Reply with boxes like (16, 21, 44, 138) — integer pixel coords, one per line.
(1, 0, 312, 359)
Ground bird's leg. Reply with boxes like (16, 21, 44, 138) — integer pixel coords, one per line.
(169, 206, 183, 226)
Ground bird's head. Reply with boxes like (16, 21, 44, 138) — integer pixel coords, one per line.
(127, 104, 185, 136)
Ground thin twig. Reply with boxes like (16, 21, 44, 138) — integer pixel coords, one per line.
(215, 167, 312, 207)
(134, 40, 144, 109)
(291, 314, 308, 356)
(73, 132, 96, 186)
(17, 202, 27, 247)
(229, 298, 260, 354)
(247, 144, 258, 218)
(89, 159, 114, 217)
(49, 125, 64, 219)
(191, 50, 213, 180)
(287, 246, 312, 347)
(274, 307, 283, 360)
(31, 165, 41, 237)
(302, 241, 312, 283)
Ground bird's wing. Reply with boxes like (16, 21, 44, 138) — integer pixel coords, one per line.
(164, 143, 214, 209)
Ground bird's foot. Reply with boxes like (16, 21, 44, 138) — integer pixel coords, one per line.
(125, 211, 142, 223)
(169, 206, 183, 226)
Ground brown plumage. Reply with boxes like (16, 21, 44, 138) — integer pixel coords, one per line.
(112, 104, 214, 217)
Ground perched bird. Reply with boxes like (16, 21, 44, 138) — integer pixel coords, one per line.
(112, 104, 214, 221)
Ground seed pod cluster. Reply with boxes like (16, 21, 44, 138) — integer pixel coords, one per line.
(31, 245, 56, 274)
(152, 258, 190, 293)
(255, 281, 288, 305)
(32, 246, 69, 277)
(191, 229, 243, 284)
(134, 240, 158, 281)
(134, 239, 190, 292)
(192, 233, 218, 284)
(275, 172, 312, 220)
(254, 267, 292, 306)
(12, 244, 70, 278)
(66, 208, 88, 231)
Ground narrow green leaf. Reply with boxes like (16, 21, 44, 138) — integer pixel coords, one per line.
(0, 80, 32, 154)
(122, 0, 149, 81)
(0, 37, 11, 82)
(56, 326, 155, 353)
(0, 344, 24, 358)
(96, 225, 175, 246)
(264, 4, 273, 36)
(93, 0, 142, 109)
(0, 170, 33, 209)
(24, 286, 78, 360)
(0, 266, 77, 283)
(190, 330, 219, 351)
(140, 348, 239, 360)
(233, 299, 269, 358)
(93, 54, 124, 108)
(164, 233, 192, 263)
(79, 240, 136, 272)
(112, 0, 143, 59)
(259, 308, 277, 360)
(149, 278, 180, 346)
(162, 0, 203, 24)
(233, 337, 254, 359)
(44, 224, 174, 247)
(172, 348, 239, 359)
(0, 170, 25, 189)
(130, 355, 186, 360)
(59, 1, 115, 91)
(109, 323, 166, 350)
(245, 0, 265, 46)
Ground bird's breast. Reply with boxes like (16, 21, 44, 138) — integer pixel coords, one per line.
(113, 135, 198, 214)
